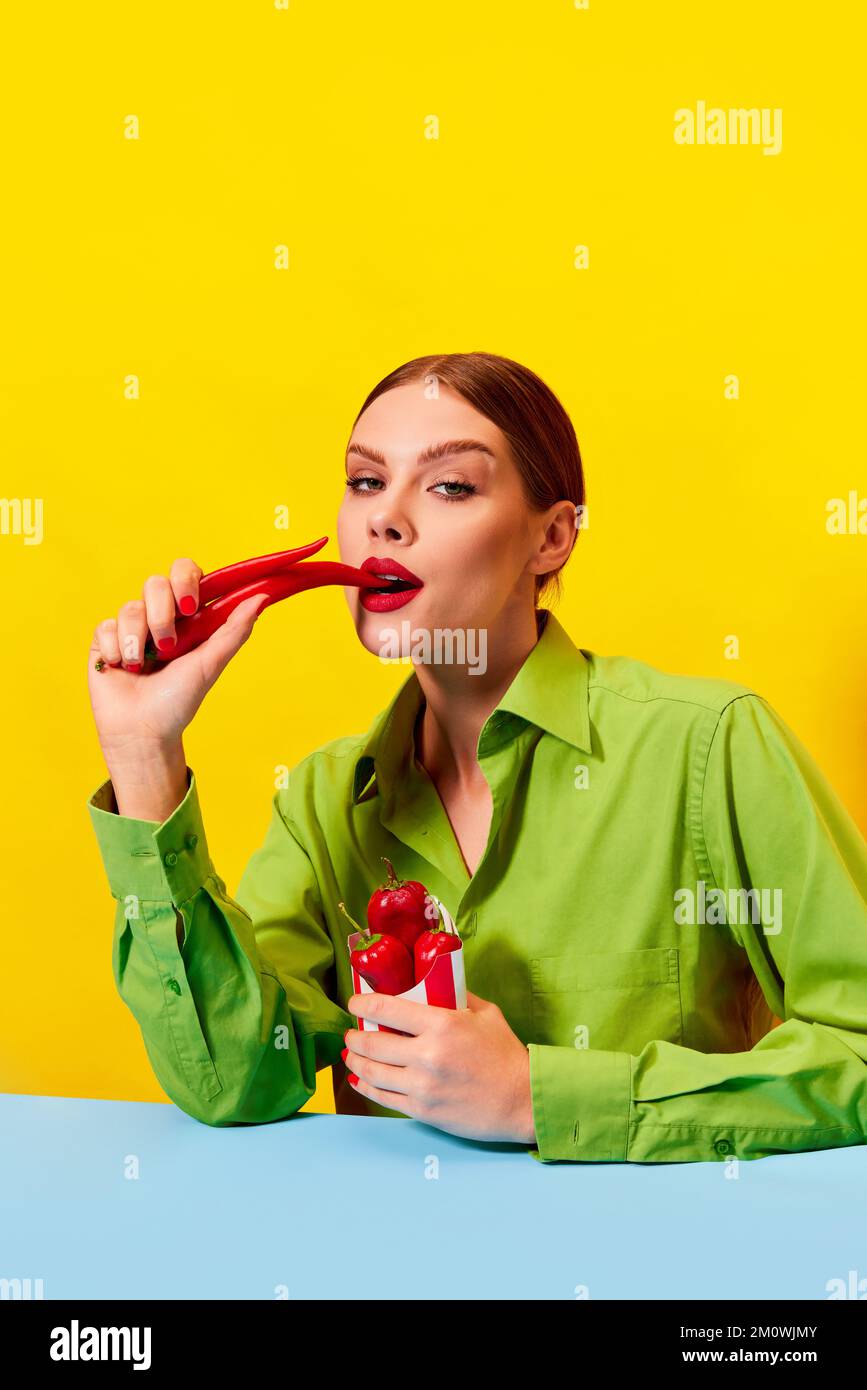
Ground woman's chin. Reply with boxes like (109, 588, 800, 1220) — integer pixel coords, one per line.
(352, 598, 492, 668)
(352, 593, 431, 658)
(358, 603, 422, 644)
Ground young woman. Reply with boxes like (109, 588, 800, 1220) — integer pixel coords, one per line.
(86, 352, 867, 1163)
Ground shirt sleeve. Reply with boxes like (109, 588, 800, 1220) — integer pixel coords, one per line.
(527, 692, 867, 1163)
(87, 766, 352, 1126)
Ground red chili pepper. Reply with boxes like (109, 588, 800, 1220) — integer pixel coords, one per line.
(414, 921, 461, 984)
(141, 553, 380, 662)
(366, 856, 434, 955)
(338, 901, 414, 996)
(197, 536, 329, 604)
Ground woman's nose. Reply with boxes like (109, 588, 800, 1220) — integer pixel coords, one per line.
(368, 507, 413, 544)
(369, 521, 405, 542)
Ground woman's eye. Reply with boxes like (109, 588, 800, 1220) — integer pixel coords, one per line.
(345, 476, 477, 501)
(345, 475, 384, 493)
(430, 480, 478, 500)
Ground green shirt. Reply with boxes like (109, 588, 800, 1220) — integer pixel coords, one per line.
(87, 609, 867, 1163)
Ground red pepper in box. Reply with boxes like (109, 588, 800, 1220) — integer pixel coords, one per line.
(414, 920, 462, 984)
(366, 857, 435, 956)
(337, 901, 414, 996)
(342, 878, 467, 1037)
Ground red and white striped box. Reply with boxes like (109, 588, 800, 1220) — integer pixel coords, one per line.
(347, 896, 467, 1035)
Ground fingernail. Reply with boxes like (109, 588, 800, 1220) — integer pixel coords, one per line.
(179, 596, 197, 615)
(126, 663, 142, 673)
(340, 1047, 348, 1063)
(348, 1073, 358, 1086)
(157, 636, 176, 652)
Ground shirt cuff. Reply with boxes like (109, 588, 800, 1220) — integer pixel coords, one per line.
(527, 1044, 632, 1162)
(87, 766, 214, 904)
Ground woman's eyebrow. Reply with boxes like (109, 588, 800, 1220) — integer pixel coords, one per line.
(346, 439, 496, 467)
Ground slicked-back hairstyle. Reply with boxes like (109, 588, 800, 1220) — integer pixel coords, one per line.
(351, 352, 585, 606)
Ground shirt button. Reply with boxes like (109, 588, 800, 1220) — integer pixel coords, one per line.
(164, 851, 178, 867)
(166, 978, 181, 995)
(714, 1138, 734, 1155)
(185, 833, 198, 850)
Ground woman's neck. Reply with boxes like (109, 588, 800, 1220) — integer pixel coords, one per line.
(413, 607, 546, 786)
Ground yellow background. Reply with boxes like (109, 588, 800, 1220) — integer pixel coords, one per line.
(1, 1, 864, 1110)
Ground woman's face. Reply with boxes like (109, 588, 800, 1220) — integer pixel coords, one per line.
(337, 382, 562, 656)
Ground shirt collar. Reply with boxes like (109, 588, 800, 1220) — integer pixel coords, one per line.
(351, 608, 592, 802)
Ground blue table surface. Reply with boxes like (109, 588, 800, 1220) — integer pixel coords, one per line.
(1, 1092, 865, 1300)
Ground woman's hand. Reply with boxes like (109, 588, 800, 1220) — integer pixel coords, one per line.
(343, 990, 536, 1144)
(87, 557, 269, 818)
(87, 557, 268, 759)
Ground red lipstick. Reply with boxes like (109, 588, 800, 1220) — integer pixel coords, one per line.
(359, 556, 424, 613)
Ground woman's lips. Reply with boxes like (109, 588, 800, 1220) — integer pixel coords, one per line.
(360, 586, 422, 612)
(359, 555, 424, 612)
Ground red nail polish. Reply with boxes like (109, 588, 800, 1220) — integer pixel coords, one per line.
(348, 1073, 358, 1086)
(341, 1047, 348, 1063)
(178, 595, 197, 615)
(157, 636, 176, 651)
(127, 663, 142, 673)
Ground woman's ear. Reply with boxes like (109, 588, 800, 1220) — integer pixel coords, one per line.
(528, 500, 579, 580)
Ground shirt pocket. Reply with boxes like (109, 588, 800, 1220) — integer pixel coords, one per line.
(529, 946, 683, 1054)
